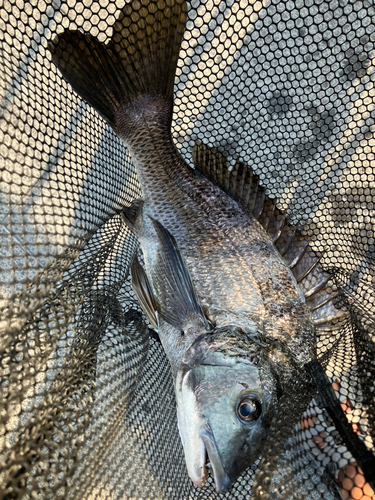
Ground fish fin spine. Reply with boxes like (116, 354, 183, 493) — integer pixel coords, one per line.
(193, 140, 349, 332)
(131, 253, 158, 330)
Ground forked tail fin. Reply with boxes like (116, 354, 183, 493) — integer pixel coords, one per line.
(48, 0, 187, 128)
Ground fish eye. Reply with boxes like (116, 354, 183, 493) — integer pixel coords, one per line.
(237, 397, 262, 423)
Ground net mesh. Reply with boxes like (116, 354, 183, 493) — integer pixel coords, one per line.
(1, 0, 375, 498)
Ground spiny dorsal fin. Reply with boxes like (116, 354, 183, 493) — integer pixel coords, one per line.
(131, 253, 158, 330)
(149, 217, 210, 332)
(48, 0, 188, 127)
(192, 140, 349, 331)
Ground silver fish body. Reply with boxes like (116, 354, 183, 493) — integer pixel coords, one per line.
(48, 0, 315, 492)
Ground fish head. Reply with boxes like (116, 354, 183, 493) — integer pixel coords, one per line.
(175, 327, 279, 493)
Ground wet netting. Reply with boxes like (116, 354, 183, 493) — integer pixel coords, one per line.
(1, 0, 375, 499)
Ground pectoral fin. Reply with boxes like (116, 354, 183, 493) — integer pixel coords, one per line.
(149, 217, 210, 332)
(131, 254, 158, 330)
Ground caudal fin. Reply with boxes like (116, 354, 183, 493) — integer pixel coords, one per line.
(48, 0, 187, 128)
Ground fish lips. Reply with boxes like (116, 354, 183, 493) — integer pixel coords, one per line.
(200, 425, 231, 493)
(175, 370, 208, 489)
(176, 370, 231, 493)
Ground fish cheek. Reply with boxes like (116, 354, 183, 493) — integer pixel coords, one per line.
(228, 415, 269, 481)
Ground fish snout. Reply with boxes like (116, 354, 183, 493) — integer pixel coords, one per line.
(176, 370, 231, 492)
(179, 420, 231, 493)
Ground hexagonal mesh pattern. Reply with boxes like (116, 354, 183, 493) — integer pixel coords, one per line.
(1, 0, 375, 499)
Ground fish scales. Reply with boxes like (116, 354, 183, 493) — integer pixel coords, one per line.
(118, 97, 313, 368)
(48, 0, 316, 493)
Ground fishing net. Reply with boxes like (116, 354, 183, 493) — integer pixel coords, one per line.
(1, 0, 375, 498)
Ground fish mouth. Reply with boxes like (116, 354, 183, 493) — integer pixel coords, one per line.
(176, 367, 231, 493)
(181, 422, 231, 493)
(199, 426, 231, 494)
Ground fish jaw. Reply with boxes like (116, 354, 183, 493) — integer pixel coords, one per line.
(176, 369, 231, 492)
(200, 426, 231, 493)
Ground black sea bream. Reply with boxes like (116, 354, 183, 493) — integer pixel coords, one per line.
(48, 0, 342, 492)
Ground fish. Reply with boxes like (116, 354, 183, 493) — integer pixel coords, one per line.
(48, 0, 347, 493)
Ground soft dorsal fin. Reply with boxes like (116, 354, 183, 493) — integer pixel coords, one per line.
(131, 253, 158, 330)
(149, 217, 210, 332)
(192, 140, 349, 333)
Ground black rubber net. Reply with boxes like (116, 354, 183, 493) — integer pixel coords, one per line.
(1, 0, 375, 499)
